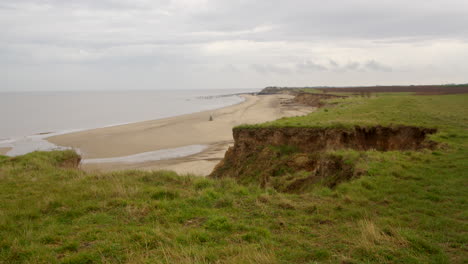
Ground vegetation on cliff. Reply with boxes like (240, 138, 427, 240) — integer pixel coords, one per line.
(0, 92, 467, 263)
(258, 84, 468, 96)
(241, 93, 467, 129)
(209, 125, 438, 191)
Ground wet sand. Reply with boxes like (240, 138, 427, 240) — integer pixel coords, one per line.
(0, 147, 11, 155)
(48, 94, 314, 175)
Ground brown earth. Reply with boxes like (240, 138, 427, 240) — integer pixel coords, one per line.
(293, 93, 347, 107)
(59, 153, 82, 168)
(229, 126, 437, 153)
(209, 126, 437, 192)
(258, 87, 302, 95)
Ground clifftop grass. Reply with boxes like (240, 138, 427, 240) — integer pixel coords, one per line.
(238, 94, 468, 131)
(1, 93, 467, 263)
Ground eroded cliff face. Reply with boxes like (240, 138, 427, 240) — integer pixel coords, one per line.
(60, 155, 81, 168)
(209, 126, 437, 192)
(230, 126, 436, 153)
(293, 93, 347, 107)
(258, 87, 301, 95)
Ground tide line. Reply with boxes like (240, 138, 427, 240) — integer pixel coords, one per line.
(82, 145, 208, 164)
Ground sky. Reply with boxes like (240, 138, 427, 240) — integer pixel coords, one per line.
(1, 0, 467, 91)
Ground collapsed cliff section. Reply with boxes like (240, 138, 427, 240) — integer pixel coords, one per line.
(209, 126, 437, 192)
(258, 87, 302, 95)
(229, 126, 436, 153)
(293, 93, 347, 107)
(258, 87, 347, 108)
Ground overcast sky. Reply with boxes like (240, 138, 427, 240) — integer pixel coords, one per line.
(1, 0, 467, 91)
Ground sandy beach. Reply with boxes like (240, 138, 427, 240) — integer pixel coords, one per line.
(0, 147, 11, 155)
(48, 94, 314, 175)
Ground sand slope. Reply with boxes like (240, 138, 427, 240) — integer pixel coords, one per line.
(48, 94, 314, 175)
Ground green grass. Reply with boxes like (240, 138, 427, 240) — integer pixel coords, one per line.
(300, 87, 354, 96)
(300, 88, 322, 94)
(239, 94, 468, 131)
(0, 93, 467, 263)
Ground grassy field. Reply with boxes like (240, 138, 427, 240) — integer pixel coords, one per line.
(0, 93, 467, 263)
(242, 93, 468, 130)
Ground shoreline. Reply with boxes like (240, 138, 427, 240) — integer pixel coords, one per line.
(48, 94, 315, 175)
(0, 90, 249, 156)
(47, 94, 252, 159)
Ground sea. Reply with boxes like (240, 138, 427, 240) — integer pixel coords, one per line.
(0, 89, 259, 157)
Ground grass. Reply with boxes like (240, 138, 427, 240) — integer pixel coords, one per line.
(238, 93, 468, 131)
(0, 93, 467, 263)
(300, 88, 353, 96)
(300, 88, 322, 94)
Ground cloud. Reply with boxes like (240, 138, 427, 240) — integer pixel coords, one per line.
(0, 0, 467, 90)
(296, 60, 328, 72)
(364, 60, 392, 72)
(324, 60, 392, 73)
(251, 64, 292, 75)
(295, 59, 392, 73)
(342, 62, 361, 71)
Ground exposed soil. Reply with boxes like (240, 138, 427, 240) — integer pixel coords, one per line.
(57, 152, 82, 169)
(60, 155, 81, 168)
(258, 87, 301, 95)
(293, 93, 347, 107)
(230, 126, 436, 153)
(210, 126, 437, 192)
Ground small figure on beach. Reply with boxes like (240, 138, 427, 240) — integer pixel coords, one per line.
(209, 115, 213, 121)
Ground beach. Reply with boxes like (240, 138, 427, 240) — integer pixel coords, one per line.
(0, 147, 11, 155)
(48, 94, 314, 175)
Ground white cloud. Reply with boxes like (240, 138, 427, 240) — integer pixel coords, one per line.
(1, 0, 468, 91)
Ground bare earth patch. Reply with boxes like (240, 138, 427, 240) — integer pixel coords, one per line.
(210, 126, 437, 191)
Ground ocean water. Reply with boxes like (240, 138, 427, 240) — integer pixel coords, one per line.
(0, 89, 257, 157)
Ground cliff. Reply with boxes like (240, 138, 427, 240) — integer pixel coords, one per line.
(209, 126, 437, 192)
(258, 87, 301, 95)
(293, 93, 347, 107)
